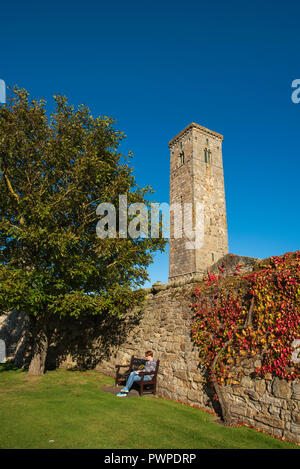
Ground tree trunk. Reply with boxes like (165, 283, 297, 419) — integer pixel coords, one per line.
(28, 318, 48, 376)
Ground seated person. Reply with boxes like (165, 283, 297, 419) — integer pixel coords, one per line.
(117, 350, 156, 397)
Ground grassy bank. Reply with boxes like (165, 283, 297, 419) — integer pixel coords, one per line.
(0, 365, 298, 449)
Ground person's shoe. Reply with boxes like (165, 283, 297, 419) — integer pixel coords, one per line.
(117, 392, 128, 397)
(120, 387, 129, 393)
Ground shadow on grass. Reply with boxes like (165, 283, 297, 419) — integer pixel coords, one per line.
(0, 362, 23, 373)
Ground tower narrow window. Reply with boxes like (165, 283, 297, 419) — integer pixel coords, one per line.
(204, 148, 212, 164)
(179, 151, 184, 165)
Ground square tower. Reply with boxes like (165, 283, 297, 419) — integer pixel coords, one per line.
(168, 122, 229, 282)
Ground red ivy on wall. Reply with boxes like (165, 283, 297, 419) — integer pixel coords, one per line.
(191, 251, 300, 384)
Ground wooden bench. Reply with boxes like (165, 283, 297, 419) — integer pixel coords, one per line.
(115, 355, 160, 396)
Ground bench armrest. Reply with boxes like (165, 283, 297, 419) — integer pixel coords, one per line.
(138, 371, 156, 380)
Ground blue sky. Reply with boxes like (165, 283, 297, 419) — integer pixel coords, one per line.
(1, 0, 299, 287)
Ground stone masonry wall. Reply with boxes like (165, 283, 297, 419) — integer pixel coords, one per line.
(98, 282, 210, 406)
(98, 280, 300, 444)
(1, 257, 299, 444)
(223, 360, 300, 443)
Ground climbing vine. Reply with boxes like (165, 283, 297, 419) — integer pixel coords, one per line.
(191, 251, 300, 386)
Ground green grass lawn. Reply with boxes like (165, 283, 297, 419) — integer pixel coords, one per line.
(0, 364, 298, 449)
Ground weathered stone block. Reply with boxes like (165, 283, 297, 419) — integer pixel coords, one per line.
(272, 377, 292, 399)
(292, 382, 300, 400)
(292, 413, 300, 425)
(240, 375, 253, 388)
(174, 370, 188, 381)
(254, 414, 285, 430)
(268, 404, 281, 417)
(187, 388, 201, 403)
(230, 404, 249, 418)
(290, 423, 300, 435)
(283, 430, 300, 444)
(255, 379, 266, 395)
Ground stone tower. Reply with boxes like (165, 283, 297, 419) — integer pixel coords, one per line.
(168, 122, 228, 282)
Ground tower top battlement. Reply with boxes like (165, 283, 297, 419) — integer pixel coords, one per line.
(168, 122, 223, 149)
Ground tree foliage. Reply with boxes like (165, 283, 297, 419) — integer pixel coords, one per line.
(0, 87, 166, 373)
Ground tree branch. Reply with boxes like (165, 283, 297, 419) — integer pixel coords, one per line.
(4, 173, 24, 225)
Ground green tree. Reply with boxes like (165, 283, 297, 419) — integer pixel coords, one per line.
(0, 88, 166, 375)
